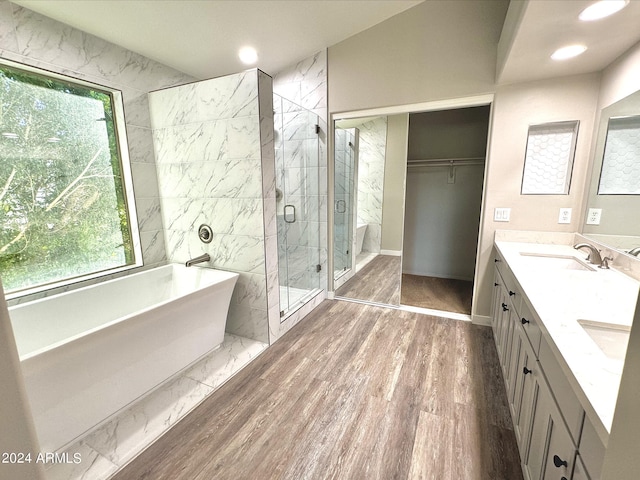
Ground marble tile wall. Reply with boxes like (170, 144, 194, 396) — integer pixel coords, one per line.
(357, 117, 388, 254)
(149, 70, 272, 344)
(0, 1, 194, 305)
(271, 51, 328, 342)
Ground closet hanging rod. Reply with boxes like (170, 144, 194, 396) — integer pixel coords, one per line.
(407, 157, 485, 168)
(407, 156, 485, 164)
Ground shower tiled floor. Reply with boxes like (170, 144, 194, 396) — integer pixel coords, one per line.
(44, 334, 268, 480)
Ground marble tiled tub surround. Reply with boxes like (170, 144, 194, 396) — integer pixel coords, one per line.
(149, 70, 276, 344)
(44, 334, 267, 480)
(494, 230, 640, 442)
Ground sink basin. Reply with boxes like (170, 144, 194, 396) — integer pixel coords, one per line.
(578, 319, 630, 362)
(519, 253, 595, 271)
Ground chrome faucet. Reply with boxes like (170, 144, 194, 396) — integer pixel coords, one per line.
(628, 247, 640, 257)
(185, 253, 210, 267)
(573, 243, 603, 266)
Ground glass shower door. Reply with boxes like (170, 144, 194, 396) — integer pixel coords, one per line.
(274, 95, 322, 318)
(333, 127, 357, 286)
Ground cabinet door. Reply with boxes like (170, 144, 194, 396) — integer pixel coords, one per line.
(507, 319, 523, 412)
(505, 306, 521, 394)
(491, 268, 503, 344)
(572, 455, 590, 480)
(524, 375, 575, 480)
(514, 328, 539, 461)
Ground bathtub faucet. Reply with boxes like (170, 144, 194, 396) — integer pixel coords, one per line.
(185, 253, 210, 267)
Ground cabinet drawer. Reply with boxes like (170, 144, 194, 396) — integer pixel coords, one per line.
(539, 338, 584, 445)
(519, 298, 542, 356)
(580, 416, 605, 479)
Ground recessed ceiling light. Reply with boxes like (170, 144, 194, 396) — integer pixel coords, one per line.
(238, 46, 258, 65)
(579, 0, 629, 21)
(551, 45, 588, 61)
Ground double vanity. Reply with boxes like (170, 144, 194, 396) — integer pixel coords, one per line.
(490, 231, 640, 480)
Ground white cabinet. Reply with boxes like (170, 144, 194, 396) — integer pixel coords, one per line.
(490, 248, 604, 480)
(525, 378, 575, 480)
(511, 322, 539, 459)
(571, 455, 590, 480)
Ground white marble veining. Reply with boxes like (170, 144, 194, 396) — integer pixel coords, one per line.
(150, 69, 275, 344)
(356, 117, 387, 255)
(45, 334, 267, 480)
(495, 237, 640, 442)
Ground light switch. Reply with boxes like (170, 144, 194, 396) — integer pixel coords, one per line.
(586, 208, 602, 225)
(558, 208, 572, 224)
(494, 208, 511, 222)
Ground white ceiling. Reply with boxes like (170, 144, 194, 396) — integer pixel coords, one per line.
(498, 0, 640, 85)
(12, 0, 640, 85)
(13, 0, 422, 80)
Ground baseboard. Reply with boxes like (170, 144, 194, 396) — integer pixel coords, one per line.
(472, 314, 491, 326)
(401, 270, 474, 282)
(380, 249, 402, 256)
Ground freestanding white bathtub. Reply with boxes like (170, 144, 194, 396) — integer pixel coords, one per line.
(8, 264, 238, 452)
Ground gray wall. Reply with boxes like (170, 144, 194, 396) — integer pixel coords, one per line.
(328, 0, 508, 113)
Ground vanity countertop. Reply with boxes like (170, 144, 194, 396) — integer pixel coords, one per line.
(494, 240, 640, 444)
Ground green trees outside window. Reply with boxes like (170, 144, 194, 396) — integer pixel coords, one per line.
(0, 63, 136, 293)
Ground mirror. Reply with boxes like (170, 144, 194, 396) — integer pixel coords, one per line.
(333, 115, 405, 306)
(583, 88, 640, 253)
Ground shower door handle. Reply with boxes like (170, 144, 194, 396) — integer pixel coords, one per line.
(284, 204, 296, 223)
(336, 199, 346, 213)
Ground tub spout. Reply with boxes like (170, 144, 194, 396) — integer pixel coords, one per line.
(185, 253, 210, 267)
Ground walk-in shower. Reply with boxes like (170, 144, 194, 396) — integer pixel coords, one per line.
(273, 94, 322, 318)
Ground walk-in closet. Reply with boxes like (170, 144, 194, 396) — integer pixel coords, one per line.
(401, 106, 490, 314)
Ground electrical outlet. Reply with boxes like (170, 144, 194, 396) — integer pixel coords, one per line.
(586, 208, 602, 225)
(494, 208, 511, 222)
(558, 208, 572, 224)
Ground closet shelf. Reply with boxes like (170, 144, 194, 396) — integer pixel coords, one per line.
(407, 157, 485, 168)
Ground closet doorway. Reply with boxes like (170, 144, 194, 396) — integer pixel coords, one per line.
(401, 106, 490, 315)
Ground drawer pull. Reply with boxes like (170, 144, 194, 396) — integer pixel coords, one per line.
(509, 290, 516, 296)
(502, 303, 509, 312)
(521, 317, 530, 325)
(561, 478, 568, 480)
(523, 367, 532, 375)
(494, 282, 500, 287)
(494, 258, 500, 263)
(553, 455, 568, 468)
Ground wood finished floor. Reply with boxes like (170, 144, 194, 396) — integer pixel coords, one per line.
(113, 300, 523, 480)
(401, 274, 473, 314)
(335, 255, 402, 305)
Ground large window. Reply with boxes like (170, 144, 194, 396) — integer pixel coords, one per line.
(0, 62, 139, 294)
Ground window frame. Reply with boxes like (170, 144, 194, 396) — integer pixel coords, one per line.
(1, 59, 143, 300)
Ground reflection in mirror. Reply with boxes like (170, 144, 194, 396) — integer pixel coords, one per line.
(583, 89, 640, 253)
(598, 115, 640, 195)
(333, 116, 403, 306)
(333, 127, 357, 283)
(521, 121, 579, 195)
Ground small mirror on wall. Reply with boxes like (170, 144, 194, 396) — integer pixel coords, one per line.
(598, 115, 640, 195)
(521, 120, 579, 195)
